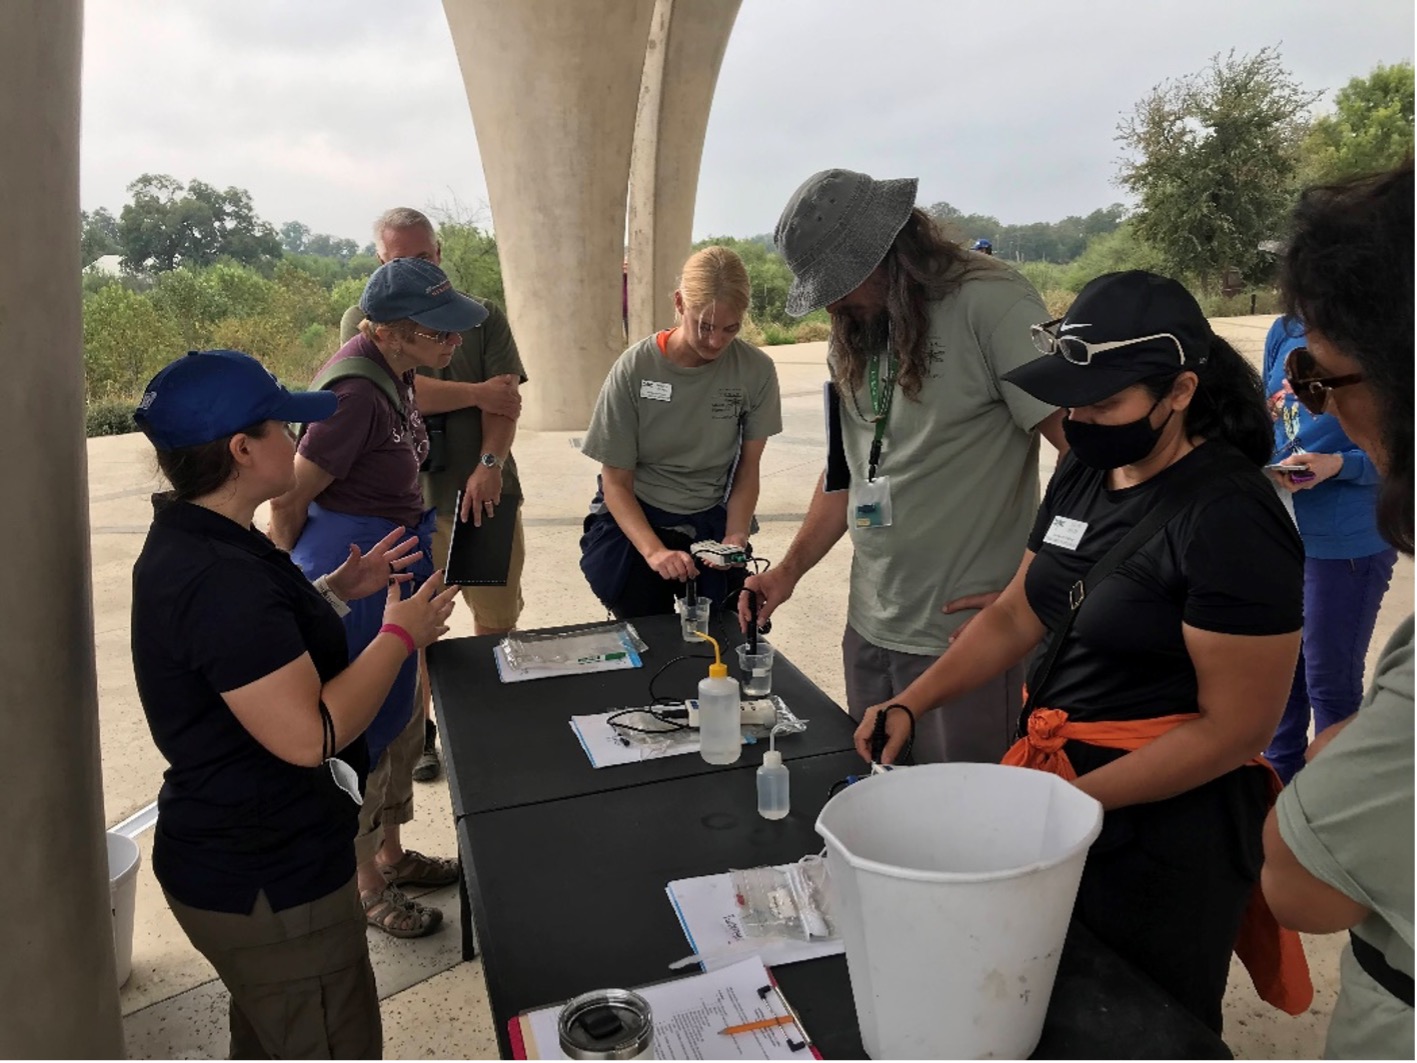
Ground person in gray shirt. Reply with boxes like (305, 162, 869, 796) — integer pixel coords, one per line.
(580, 246, 782, 619)
(741, 169, 1066, 764)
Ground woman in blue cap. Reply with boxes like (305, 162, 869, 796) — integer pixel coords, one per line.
(131, 350, 460, 1058)
(269, 257, 488, 937)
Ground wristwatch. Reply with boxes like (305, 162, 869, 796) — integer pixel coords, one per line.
(479, 452, 504, 469)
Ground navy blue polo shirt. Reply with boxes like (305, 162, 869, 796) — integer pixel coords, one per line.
(131, 497, 369, 914)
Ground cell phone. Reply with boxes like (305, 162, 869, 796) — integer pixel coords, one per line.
(1264, 462, 1310, 474)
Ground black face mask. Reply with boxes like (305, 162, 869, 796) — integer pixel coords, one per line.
(1063, 397, 1173, 470)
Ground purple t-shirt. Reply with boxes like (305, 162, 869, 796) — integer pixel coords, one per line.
(299, 335, 429, 527)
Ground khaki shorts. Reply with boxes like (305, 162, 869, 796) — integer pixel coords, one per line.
(165, 877, 381, 1059)
(431, 508, 526, 631)
(353, 703, 423, 864)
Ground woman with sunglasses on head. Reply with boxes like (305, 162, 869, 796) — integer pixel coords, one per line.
(1259, 314, 1396, 785)
(1262, 160, 1413, 1060)
(269, 258, 486, 938)
(856, 269, 1307, 1032)
(131, 350, 459, 1058)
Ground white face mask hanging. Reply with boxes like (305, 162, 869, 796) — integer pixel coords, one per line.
(319, 700, 362, 804)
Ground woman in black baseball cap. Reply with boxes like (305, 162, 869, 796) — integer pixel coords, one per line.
(857, 270, 1309, 1031)
(131, 349, 460, 1058)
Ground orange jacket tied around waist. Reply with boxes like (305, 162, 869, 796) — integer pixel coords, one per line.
(1002, 705, 1313, 1015)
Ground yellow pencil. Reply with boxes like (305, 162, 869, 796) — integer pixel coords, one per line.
(719, 1013, 799, 1036)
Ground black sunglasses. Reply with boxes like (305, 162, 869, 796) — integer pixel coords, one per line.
(1284, 347, 1364, 416)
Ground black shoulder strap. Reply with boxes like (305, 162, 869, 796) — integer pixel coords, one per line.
(1023, 450, 1251, 716)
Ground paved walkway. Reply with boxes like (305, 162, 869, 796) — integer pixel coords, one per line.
(99, 319, 1410, 1057)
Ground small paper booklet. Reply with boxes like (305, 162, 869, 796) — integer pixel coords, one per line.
(509, 956, 817, 1060)
(665, 868, 845, 972)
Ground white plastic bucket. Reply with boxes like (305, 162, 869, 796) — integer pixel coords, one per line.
(107, 831, 141, 987)
(815, 763, 1103, 1059)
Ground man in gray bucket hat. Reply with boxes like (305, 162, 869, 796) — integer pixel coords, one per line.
(741, 168, 1067, 764)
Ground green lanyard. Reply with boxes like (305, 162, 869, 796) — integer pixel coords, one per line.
(866, 350, 898, 480)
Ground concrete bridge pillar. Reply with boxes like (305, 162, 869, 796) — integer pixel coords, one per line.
(444, 0, 739, 429)
(444, 0, 659, 430)
(0, 0, 126, 1056)
(627, 0, 742, 339)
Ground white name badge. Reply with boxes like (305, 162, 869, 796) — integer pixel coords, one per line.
(1043, 515, 1088, 551)
(640, 380, 672, 402)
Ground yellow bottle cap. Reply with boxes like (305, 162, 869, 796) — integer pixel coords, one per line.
(708, 662, 728, 678)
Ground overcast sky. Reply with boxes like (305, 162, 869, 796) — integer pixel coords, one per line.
(80, 0, 1413, 244)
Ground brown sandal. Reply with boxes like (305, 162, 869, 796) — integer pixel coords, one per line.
(360, 885, 443, 939)
(377, 849, 460, 888)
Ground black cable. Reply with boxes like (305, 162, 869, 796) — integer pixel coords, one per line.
(872, 703, 916, 765)
(605, 707, 690, 735)
(647, 652, 712, 706)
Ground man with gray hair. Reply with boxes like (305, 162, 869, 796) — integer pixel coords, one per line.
(742, 169, 1066, 764)
(339, 210, 527, 775)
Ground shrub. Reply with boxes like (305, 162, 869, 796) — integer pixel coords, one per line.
(793, 320, 831, 343)
(1195, 290, 1282, 318)
(82, 284, 185, 402)
(85, 398, 140, 438)
(329, 277, 365, 325)
(1040, 289, 1078, 319)
(759, 323, 797, 346)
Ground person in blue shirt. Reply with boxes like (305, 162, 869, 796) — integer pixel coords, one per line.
(1261, 314, 1397, 783)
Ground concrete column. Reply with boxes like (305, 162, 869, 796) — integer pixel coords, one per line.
(626, 0, 742, 339)
(0, 1, 126, 1057)
(443, 0, 658, 430)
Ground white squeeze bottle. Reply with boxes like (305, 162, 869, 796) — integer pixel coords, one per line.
(695, 633, 742, 765)
(757, 727, 790, 820)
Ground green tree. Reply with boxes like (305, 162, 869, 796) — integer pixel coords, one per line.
(691, 235, 797, 326)
(280, 220, 311, 254)
(305, 233, 359, 261)
(1115, 46, 1319, 290)
(439, 223, 505, 306)
(118, 174, 282, 272)
(83, 284, 184, 400)
(1300, 61, 1415, 183)
(80, 208, 122, 266)
(1061, 222, 1169, 292)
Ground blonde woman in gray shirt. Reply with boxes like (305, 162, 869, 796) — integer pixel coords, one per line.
(579, 246, 782, 618)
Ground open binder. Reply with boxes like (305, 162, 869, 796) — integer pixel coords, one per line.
(444, 489, 520, 586)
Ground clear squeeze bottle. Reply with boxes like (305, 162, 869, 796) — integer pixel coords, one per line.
(695, 633, 741, 765)
(756, 727, 790, 819)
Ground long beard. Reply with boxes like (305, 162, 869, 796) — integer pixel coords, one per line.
(830, 308, 890, 390)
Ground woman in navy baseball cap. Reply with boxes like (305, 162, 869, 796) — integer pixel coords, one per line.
(131, 349, 460, 1058)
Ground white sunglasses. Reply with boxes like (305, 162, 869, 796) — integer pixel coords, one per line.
(1030, 318, 1186, 366)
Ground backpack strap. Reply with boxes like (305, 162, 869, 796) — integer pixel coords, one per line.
(1023, 448, 1253, 716)
(308, 356, 406, 417)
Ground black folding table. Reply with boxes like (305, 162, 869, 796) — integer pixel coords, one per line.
(428, 616, 1230, 1059)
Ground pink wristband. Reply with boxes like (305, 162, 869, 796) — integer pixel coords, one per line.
(378, 623, 416, 657)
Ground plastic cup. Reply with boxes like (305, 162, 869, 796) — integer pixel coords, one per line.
(736, 641, 774, 696)
(677, 596, 711, 642)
